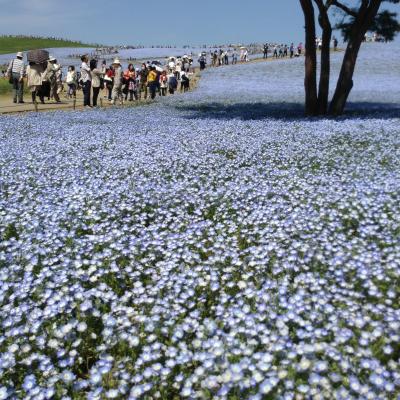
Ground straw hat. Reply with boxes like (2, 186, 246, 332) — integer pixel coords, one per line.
(16, 52, 23, 58)
(112, 58, 121, 65)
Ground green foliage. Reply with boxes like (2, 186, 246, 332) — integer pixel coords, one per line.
(3, 223, 19, 240)
(335, 4, 399, 42)
(370, 10, 400, 41)
(0, 77, 30, 96)
(0, 35, 97, 55)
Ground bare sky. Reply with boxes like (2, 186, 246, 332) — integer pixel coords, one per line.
(0, 0, 398, 46)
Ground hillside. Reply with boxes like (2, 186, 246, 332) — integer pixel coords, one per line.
(0, 35, 97, 55)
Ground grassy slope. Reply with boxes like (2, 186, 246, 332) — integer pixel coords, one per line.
(0, 78, 31, 96)
(0, 36, 96, 55)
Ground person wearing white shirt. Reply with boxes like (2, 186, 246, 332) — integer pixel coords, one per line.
(80, 55, 92, 107)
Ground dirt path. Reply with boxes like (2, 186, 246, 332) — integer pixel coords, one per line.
(0, 71, 202, 115)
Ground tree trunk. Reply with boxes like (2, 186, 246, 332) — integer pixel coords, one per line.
(300, 0, 318, 116)
(329, 0, 383, 115)
(328, 42, 358, 115)
(314, 0, 332, 115)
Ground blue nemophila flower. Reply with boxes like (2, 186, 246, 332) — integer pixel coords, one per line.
(22, 374, 36, 392)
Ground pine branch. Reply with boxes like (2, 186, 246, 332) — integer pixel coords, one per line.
(330, 0, 358, 17)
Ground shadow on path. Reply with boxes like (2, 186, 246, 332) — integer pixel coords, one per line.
(177, 102, 400, 121)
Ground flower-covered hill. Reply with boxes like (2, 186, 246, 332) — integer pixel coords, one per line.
(0, 42, 399, 400)
(167, 41, 400, 119)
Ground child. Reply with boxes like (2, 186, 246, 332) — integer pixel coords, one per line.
(66, 66, 77, 99)
(159, 70, 168, 96)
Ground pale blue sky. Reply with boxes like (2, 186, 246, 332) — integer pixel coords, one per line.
(0, 0, 398, 46)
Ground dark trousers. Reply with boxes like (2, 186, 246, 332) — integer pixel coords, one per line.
(92, 87, 100, 106)
(140, 83, 147, 99)
(12, 73, 24, 102)
(126, 90, 138, 101)
(148, 82, 157, 99)
(82, 81, 91, 106)
(32, 86, 45, 103)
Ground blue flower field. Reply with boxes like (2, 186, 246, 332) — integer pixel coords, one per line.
(0, 43, 399, 399)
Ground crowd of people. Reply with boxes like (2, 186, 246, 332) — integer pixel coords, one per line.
(4, 52, 194, 107)
(263, 43, 304, 59)
(76, 55, 191, 107)
(4, 41, 320, 107)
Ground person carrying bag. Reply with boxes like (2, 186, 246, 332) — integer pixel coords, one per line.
(6, 52, 25, 103)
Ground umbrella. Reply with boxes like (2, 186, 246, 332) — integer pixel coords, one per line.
(27, 49, 49, 64)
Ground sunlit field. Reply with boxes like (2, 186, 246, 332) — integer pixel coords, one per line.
(0, 42, 399, 399)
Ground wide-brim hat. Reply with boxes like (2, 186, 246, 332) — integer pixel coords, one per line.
(112, 58, 121, 65)
(16, 51, 23, 58)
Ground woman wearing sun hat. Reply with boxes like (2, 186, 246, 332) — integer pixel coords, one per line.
(26, 61, 45, 104)
(41, 56, 61, 103)
(111, 58, 124, 105)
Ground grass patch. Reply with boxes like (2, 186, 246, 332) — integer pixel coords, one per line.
(0, 35, 97, 55)
(0, 77, 31, 96)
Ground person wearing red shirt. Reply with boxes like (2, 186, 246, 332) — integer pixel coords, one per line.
(123, 64, 137, 101)
(104, 65, 115, 101)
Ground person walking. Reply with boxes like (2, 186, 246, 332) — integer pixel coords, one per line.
(90, 59, 105, 107)
(175, 58, 182, 80)
(43, 56, 61, 103)
(123, 64, 137, 101)
(55, 62, 63, 99)
(80, 55, 92, 107)
(104, 66, 114, 101)
(297, 43, 303, 55)
(66, 66, 77, 99)
(224, 51, 229, 65)
(198, 54, 206, 70)
(147, 66, 158, 100)
(139, 63, 148, 100)
(232, 50, 238, 65)
(167, 72, 178, 94)
(290, 43, 294, 58)
(263, 44, 268, 59)
(26, 61, 46, 104)
(159, 70, 168, 96)
(283, 44, 288, 57)
(212, 51, 218, 67)
(6, 51, 25, 103)
(111, 59, 124, 105)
